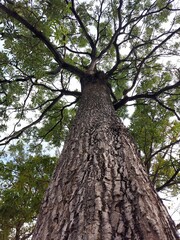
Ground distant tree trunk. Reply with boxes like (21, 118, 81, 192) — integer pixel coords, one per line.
(32, 74, 178, 240)
(15, 222, 22, 240)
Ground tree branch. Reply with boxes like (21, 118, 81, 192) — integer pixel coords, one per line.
(39, 98, 78, 142)
(0, 3, 85, 77)
(154, 97, 180, 120)
(156, 168, 180, 192)
(66, 0, 96, 58)
(0, 93, 64, 146)
(1, 75, 81, 97)
(107, 0, 180, 78)
(114, 80, 180, 111)
(122, 28, 180, 95)
(97, 1, 124, 61)
(149, 139, 180, 161)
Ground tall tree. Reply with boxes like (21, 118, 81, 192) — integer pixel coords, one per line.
(0, 0, 180, 239)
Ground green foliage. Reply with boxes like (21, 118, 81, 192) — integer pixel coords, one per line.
(130, 100, 180, 193)
(0, 141, 57, 239)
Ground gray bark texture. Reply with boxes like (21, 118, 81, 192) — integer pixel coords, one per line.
(32, 76, 179, 239)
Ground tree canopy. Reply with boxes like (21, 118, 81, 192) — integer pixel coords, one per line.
(0, 0, 180, 239)
(0, 142, 57, 239)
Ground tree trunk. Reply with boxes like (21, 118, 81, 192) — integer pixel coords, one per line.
(32, 76, 178, 240)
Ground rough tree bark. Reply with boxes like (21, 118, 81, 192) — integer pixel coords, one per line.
(32, 73, 179, 239)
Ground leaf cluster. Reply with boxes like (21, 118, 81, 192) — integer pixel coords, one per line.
(0, 141, 57, 239)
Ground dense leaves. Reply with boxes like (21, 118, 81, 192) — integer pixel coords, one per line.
(130, 100, 180, 191)
(0, 142, 57, 239)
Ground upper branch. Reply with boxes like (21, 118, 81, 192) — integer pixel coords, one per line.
(114, 80, 180, 118)
(107, 1, 180, 78)
(0, 3, 85, 78)
(156, 167, 180, 192)
(67, 0, 96, 58)
(154, 97, 180, 120)
(124, 27, 180, 95)
(149, 139, 180, 161)
(97, 1, 124, 61)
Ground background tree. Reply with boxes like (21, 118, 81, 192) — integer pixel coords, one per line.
(0, 0, 180, 239)
(0, 141, 57, 239)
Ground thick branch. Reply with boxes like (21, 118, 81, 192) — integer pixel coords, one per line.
(154, 97, 180, 120)
(32, 81, 81, 97)
(0, 3, 85, 77)
(1, 76, 81, 97)
(156, 168, 180, 192)
(149, 139, 180, 161)
(0, 76, 33, 83)
(67, 0, 96, 58)
(114, 80, 180, 110)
